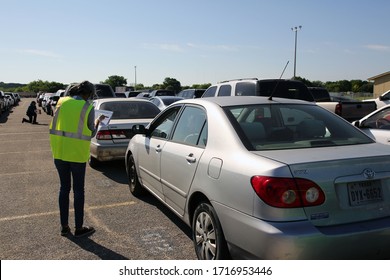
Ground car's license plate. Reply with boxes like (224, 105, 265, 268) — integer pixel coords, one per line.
(348, 180, 383, 206)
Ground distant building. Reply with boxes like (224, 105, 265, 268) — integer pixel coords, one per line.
(368, 71, 390, 97)
(115, 86, 134, 93)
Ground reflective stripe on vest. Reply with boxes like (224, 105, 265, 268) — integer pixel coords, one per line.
(49, 101, 92, 141)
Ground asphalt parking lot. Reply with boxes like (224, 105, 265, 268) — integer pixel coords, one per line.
(0, 98, 196, 260)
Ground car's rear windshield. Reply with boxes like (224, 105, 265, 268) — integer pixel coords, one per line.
(155, 90, 175, 96)
(95, 85, 115, 98)
(99, 101, 160, 119)
(224, 103, 373, 151)
(309, 87, 331, 102)
(258, 81, 314, 102)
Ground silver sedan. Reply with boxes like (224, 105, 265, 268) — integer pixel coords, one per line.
(125, 96, 390, 259)
(89, 98, 160, 167)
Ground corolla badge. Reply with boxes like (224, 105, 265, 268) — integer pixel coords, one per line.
(363, 168, 375, 180)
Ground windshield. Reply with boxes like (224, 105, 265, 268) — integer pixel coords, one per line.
(100, 101, 160, 119)
(224, 103, 374, 151)
(258, 81, 314, 102)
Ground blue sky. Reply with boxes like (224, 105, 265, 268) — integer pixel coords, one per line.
(1, 0, 389, 87)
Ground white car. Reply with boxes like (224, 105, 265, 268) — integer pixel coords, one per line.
(364, 89, 390, 109)
(125, 96, 390, 260)
(353, 104, 390, 145)
(89, 98, 160, 167)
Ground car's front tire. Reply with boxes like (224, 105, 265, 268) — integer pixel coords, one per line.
(127, 154, 145, 196)
(192, 202, 230, 260)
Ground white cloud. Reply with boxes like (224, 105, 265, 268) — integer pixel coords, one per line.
(142, 43, 184, 52)
(364, 44, 390, 51)
(186, 43, 238, 52)
(19, 49, 61, 58)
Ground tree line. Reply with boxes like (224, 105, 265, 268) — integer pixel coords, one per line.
(0, 75, 373, 94)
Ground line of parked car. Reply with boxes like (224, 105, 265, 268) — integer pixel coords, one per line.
(34, 80, 390, 259)
(0, 90, 21, 115)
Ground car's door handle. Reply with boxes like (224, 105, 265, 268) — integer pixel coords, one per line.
(155, 145, 162, 153)
(186, 153, 196, 163)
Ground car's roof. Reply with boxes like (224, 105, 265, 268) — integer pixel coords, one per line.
(152, 96, 183, 100)
(93, 97, 151, 104)
(174, 95, 314, 107)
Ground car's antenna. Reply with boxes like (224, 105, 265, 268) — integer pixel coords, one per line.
(268, 60, 289, 100)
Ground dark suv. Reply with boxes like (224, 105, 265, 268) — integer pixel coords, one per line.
(64, 83, 116, 100)
(177, 88, 205, 99)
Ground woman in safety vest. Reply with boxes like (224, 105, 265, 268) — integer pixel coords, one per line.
(50, 81, 104, 237)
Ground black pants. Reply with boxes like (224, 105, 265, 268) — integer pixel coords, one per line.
(54, 159, 87, 229)
(23, 113, 37, 123)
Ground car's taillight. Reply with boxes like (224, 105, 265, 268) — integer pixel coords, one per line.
(335, 103, 342, 116)
(96, 130, 127, 140)
(251, 176, 325, 208)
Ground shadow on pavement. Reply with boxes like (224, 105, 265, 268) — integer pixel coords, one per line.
(93, 160, 128, 184)
(134, 193, 193, 240)
(66, 235, 129, 260)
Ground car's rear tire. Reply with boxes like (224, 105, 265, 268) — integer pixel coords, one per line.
(88, 155, 100, 168)
(127, 154, 145, 196)
(192, 202, 230, 260)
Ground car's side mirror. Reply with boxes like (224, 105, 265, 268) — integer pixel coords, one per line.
(132, 124, 147, 135)
(379, 95, 389, 101)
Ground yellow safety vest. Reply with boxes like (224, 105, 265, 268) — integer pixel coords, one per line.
(49, 96, 93, 163)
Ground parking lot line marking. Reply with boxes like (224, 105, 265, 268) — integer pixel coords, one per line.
(0, 139, 49, 143)
(0, 201, 136, 222)
(0, 149, 52, 156)
(0, 132, 49, 136)
(0, 168, 57, 176)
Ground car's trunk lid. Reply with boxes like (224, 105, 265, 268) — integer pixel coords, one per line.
(97, 119, 152, 144)
(257, 144, 390, 226)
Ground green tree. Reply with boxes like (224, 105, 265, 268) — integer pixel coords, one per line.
(162, 77, 181, 94)
(102, 75, 127, 90)
(25, 80, 65, 93)
(191, 83, 211, 89)
(294, 76, 313, 87)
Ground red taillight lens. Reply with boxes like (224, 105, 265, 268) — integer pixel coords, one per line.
(96, 130, 112, 140)
(96, 130, 127, 140)
(251, 176, 325, 208)
(335, 103, 342, 116)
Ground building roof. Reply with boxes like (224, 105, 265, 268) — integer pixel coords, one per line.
(368, 71, 390, 81)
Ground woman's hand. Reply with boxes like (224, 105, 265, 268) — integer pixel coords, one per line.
(94, 114, 106, 128)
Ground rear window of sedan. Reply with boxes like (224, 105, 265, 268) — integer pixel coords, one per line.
(224, 103, 374, 150)
(99, 101, 160, 119)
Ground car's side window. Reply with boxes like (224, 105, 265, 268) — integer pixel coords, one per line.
(202, 86, 217, 98)
(235, 82, 256, 96)
(150, 107, 181, 139)
(364, 108, 390, 129)
(171, 106, 207, 147)
(218, 85, 231, 96)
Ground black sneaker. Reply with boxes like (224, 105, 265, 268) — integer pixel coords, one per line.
(74, 226, 95, 238)
(61, 226, 71, 236)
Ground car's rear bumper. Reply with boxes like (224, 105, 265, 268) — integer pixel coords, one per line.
(213, 201, 390, 259)
(90, 142, 128, 162)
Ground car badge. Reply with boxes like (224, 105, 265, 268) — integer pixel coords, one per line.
(363, 168, 375, 180)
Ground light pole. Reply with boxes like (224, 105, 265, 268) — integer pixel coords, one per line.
(134, 66, 137, 90)
(291, 25, 302, 79)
